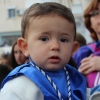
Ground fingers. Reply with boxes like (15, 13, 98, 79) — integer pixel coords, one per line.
(78, 63, 91, 74)
(78, 62, 95, 75)
(79, 55, 100, 75)
(79, 67, 94, 75)
(89, 54, 94, 57)
(81, 55, 93, 63)
(79, 57, 94, 75)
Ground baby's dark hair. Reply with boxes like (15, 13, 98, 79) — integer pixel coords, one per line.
(21, 2, 76, 39)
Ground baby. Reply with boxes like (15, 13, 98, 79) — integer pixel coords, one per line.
(0, 2, 86, 100)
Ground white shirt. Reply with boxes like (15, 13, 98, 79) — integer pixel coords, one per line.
(0, 76, 44, 100)
(89, 92, 100, 100)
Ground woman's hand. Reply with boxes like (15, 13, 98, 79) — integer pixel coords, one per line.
(78, 55, 100, 75)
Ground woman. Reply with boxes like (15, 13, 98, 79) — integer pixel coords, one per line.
(8, 41, 28, 69)
(73, 0, 100, 99)
(73, 0, 100, 76)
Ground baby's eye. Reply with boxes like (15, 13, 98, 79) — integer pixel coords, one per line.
(40, 37, 49, 41)
(60, 38, 68, 42)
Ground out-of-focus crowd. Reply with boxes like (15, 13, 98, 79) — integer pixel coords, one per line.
(0, 41, 29, 85)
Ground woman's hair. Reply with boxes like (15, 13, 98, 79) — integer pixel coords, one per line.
(84, 0, 99, 41)
(8, 41, 18, 69)
(21, 2, 76, 40)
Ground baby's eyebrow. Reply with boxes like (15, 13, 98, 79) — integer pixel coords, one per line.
(39, 31, 51, 35)
(61, 32, 69, 35)
(60, 32, 72, 37)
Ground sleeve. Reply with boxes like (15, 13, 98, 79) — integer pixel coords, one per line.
(73, 46, 92, 68)
(0, 76, 44, 100)
(0, 90, 20, 100)
(89, 92, 100, 100)
(89, 85, 100, 100)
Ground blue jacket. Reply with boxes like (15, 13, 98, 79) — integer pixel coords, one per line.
(1, 62, 86, 100)
(73, 41, 100, 68)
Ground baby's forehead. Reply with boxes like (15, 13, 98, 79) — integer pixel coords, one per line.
(28, 14, 75, 28)
(24, 14, 75, 38)
(29, 14, 73, 27)
(29, 14, 71, 21)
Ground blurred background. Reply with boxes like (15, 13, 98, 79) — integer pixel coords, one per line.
(0, 0, 92, 53)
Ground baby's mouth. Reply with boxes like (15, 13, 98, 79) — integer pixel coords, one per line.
(49, 56, 61, 63)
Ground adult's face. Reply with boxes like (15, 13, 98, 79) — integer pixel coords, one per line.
(90, 3, 100, 40)
(14, 44, 26, 65)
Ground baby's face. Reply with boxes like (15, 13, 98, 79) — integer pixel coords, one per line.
(26, 15, 76, 71)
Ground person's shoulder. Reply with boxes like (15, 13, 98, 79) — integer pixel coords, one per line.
(1, 62, 31, 88)
(66, 64, 86, 80)
(9, 62, 30, 75)
(89, 85, 100, 100)
(3, 75, 40, 90)
(67, 64, 79, 74)
(66, 64, 86, 91)
(78, 45, 90, 51)
(73, 44, 92, 57)
(1, 76, 43, 100)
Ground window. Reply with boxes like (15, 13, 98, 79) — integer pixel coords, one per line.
(8, 8, 16, 18)
(71, 1, 83, 15)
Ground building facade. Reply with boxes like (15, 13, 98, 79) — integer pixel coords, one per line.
(0, 0, 92, 46)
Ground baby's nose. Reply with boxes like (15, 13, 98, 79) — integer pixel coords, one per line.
(50, 40, 60, 51)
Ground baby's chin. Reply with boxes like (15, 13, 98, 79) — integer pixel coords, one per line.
(42, 67, 63, 72)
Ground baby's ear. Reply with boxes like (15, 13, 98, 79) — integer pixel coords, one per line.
(17, 38, 29, 57)
(71, 41, 79, 55)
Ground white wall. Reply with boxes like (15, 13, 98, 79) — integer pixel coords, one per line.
(25, 0, 60, 8)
